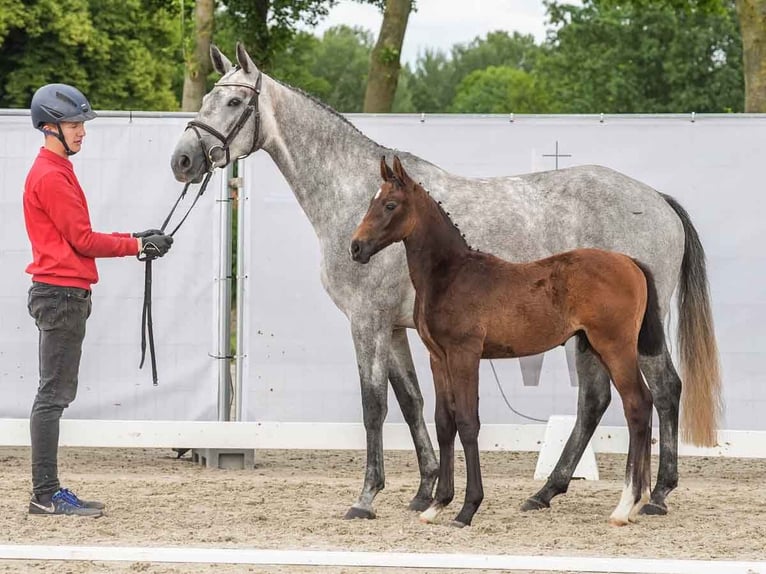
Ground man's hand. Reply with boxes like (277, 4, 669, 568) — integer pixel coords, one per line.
(132, 229, 164, 238)
(138, 234, 174, 259)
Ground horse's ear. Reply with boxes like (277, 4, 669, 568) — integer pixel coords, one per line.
(210, 45, 232, 75)
(235, 41, 258, 75)
(380, 156, 394, 181)
(392, 155, 411, 185)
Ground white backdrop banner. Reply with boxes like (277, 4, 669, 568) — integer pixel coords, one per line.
(0, 113, 221, 420)
(240, 114, 766, 430)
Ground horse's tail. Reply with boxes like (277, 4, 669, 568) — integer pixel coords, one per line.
(634, 261, 664, 357)
(661, 193, 722, 447)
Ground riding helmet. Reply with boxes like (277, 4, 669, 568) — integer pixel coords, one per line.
(30, 83, 97, 129)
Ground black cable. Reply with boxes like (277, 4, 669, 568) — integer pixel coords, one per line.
(488, 359, 547, 423)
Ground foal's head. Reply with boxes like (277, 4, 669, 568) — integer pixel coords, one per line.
(350, 156, 418, 264)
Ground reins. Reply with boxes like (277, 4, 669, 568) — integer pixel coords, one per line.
(139, 68, 263, 385)
(139, 170, 213, 386)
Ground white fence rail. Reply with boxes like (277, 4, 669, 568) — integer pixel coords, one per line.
(1, 419, 765, 458)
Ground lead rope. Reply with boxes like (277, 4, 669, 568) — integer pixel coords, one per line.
(139, 169, 215, 385)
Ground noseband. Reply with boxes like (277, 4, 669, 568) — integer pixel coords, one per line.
(186, 69, 263, 169)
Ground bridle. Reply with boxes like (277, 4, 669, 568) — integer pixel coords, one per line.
(139, 69, 263, 386)
(185, 69, 263, 170)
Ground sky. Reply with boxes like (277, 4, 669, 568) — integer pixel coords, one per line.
(309, 0, 554, 67)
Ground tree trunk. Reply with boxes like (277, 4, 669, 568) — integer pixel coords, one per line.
(363, 0, 412, 113)
(182, 0, 215, 112)
(736, 0, 766, 112)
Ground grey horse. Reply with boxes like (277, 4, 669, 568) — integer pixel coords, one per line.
(170, 43, 722, 521)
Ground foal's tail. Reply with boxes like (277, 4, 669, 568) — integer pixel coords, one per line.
(634, 261, 664, 357)
(662, 194, 722, 447)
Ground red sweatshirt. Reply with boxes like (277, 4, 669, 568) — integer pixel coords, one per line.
(24, 147, 139, 290)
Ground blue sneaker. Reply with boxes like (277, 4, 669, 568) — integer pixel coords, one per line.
(57, 488, 105, 510)
(28, 489, 103, 517)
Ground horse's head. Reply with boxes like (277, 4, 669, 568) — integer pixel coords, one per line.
(171, 42, 265, 183)
(350, 155, 417, 264)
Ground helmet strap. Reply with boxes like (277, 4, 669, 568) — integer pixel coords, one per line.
(42, 124, 76, 156)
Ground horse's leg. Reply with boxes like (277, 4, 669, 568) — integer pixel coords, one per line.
(448, 348, 483, 527)
(420, 356, 456, 524)
(521, 344, 611, 511)
(388, 327, 438, 511)
(638, 342, 681, 516)
(344, 317, 394, 520)
(604, 353, 653, 526)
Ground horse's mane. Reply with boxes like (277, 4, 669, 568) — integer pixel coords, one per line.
(273, 77, 371, 141)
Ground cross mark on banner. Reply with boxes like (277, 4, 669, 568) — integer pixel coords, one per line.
(542, 141, 572, 170)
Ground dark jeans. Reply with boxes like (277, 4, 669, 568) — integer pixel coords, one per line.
(27, 281, 92, 496)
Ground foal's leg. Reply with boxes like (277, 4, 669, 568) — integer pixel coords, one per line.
(420, 356, 456, 524)
(521, 345, 611, 511)
(388, 327, 438, 511)
(344, 317, 394, 520)
(449, 349, 484, 527)
(638, 343, 681, 516)
(604, 354, 653, 526)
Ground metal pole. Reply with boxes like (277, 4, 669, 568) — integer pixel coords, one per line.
(216, 165, 234, 421)
(234, 166, 247, 422)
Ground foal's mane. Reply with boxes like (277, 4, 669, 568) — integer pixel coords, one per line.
(408, 178, 475, 252)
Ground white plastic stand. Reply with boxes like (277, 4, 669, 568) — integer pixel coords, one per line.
(533, 415, 599, 481)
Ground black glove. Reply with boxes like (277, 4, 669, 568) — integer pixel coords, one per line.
(132, 229, 164, 238)
(139, 234, 174, 260)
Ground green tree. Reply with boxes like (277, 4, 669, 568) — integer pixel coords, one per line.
(219, 0, 336, 70)
(268, 32, 332, 97)
(408, 31, 543, 113)
(0, 0, 26, 45)
(407, 49, 454, 112)
(0, 0, 181, 110)
(451, 66, 548, 113)
(452, 31, 541, 76)
(310, 25, 373, 111)
(268, 25, 373, 112)
(538, 0, 743, 112)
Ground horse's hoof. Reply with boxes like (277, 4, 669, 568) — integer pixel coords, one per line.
(408, 495, 433, 512)
(520, 497, 549, 512)
(419, 504, 442, 524)
(639, 502, 668, 516)
(608, 516, 630, 527)
(449, 520, 468, 528)
(344, 506, 376, 520)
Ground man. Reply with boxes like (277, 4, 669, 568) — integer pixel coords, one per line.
(24, 83, 173, 517)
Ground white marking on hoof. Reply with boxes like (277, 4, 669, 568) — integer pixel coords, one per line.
(419, 503, 443, 524)
(609, 479, 635, 526)
(608, 516, 630, 527)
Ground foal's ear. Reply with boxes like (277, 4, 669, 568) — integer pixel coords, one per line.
(236, 41, 258, 75)
(392, 155, 411, 185)
(380, 156, 394, 182)
(210, 45, 233, 75)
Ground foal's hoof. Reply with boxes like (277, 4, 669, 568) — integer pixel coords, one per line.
(608, 516, 630, 527)
(520, 497, 549, 512)
(344, 506, 376, 520)
(408, 495, 433, 512)
(418, 504, 443, 524)
(638, 502, 668, 516)
(449, 520, 468, 529)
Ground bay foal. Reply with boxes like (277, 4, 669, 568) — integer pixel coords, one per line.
(350, 156, 664, 527)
